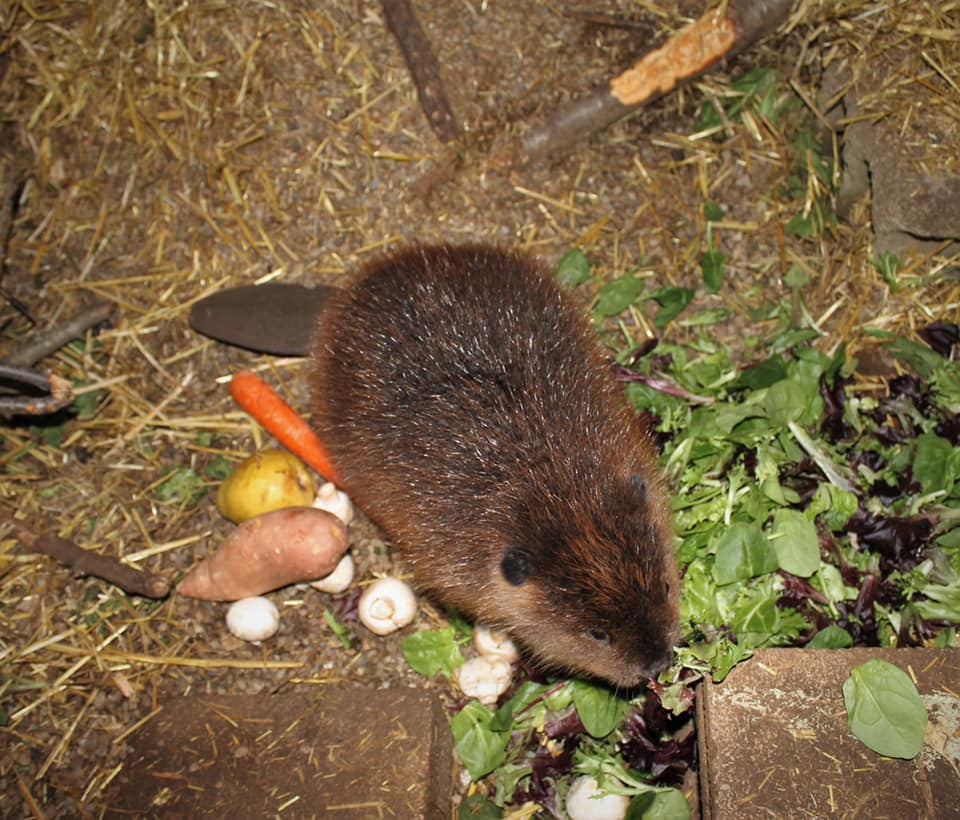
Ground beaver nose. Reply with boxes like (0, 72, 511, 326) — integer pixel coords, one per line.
(647, 655, 672, 679)
(616, 650, 674, 687)
(639, 644, 676, 681)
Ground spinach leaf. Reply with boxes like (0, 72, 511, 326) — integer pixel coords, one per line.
(842, 659, 927, 759)
(913, 433, 959, 496)
(627, 788, 691, 819)
(452, 701, 511, 780)
(806, 625, 853, 649)
(556, 248, 591, 288)
(712, 522, 778, 585)
(769, 509, 821, 577)
(572, 680, 629, 738)
(701, 246, 724, 294)
(595, 273, 645, 317)
(649, 286, 695, 327)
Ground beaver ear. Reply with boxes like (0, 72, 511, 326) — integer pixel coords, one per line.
(501, 545, 534, 586)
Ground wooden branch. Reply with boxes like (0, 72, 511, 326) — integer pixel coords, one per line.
(518, 0, 795, 164)
(0, 365, 74, 416)
(4, 300, 113, 368)
(381, 0, 461, 142)
(0, 509, 171, 599)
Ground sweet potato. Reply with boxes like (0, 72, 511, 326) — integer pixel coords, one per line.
(179, 507, 349, 601)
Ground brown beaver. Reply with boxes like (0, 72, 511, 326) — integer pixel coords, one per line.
(309, 244, 679, 686)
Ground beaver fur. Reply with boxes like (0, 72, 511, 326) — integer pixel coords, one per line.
(309, 244, 679, 685)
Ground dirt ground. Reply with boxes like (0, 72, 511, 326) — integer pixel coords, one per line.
(1, 1, 958, 817)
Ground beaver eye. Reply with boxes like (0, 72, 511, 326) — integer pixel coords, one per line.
(588, 629, 611, 646)
(500, 546, 533, 586)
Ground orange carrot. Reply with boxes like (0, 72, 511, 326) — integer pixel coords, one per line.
(229, 370, 343, 485)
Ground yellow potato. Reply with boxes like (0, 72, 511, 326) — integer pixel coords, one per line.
(217, 449, 315, 523)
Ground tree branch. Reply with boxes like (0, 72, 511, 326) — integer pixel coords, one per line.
(4, 300, 113, 368)
(381, 0, 461, 142)
(0, 509, 171, 599)
(0, 365, 74, 417)
(517, 0, 795, 164)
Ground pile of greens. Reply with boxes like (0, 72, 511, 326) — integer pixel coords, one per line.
(634, 315, 960, 676)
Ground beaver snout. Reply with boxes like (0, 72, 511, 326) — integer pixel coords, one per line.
(613, 651, 675, 688)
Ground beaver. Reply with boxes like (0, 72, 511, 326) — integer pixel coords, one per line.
(309, 244, 679, 686)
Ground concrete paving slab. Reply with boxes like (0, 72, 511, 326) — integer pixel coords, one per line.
(697, 648, 960, 819)
(102, 687, 453, 819)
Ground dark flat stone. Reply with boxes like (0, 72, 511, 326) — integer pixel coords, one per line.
(821, 58, 960, 257)
(189, 283, 335, 356)
(697, 647, 960, 819)
(101, 687, 453, 819)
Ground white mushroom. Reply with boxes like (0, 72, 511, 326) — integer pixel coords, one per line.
(309, 553, 355, 593)
(454, 656, 513, 706)
(565, 776, 630, 820)
(226, 596, 280, 642)
(312, 481, 354, 525)
(473, 625, 519, 663)
(357, 576, 418, 635)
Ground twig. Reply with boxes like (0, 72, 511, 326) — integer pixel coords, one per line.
(561, 6, 657, 30)
(381, 0, 461, 142)
(0, 365, 74, 416)
(3, 300, 113, 367)
(15, 771, 45, 820)
(517, 0, 795, 164)
(0, 151, 33, 322)
(0, 509, 171, 598)
(0, 153, 17, 269)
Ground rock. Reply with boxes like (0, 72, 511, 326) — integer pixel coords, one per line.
(821, 49, 960, 257)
